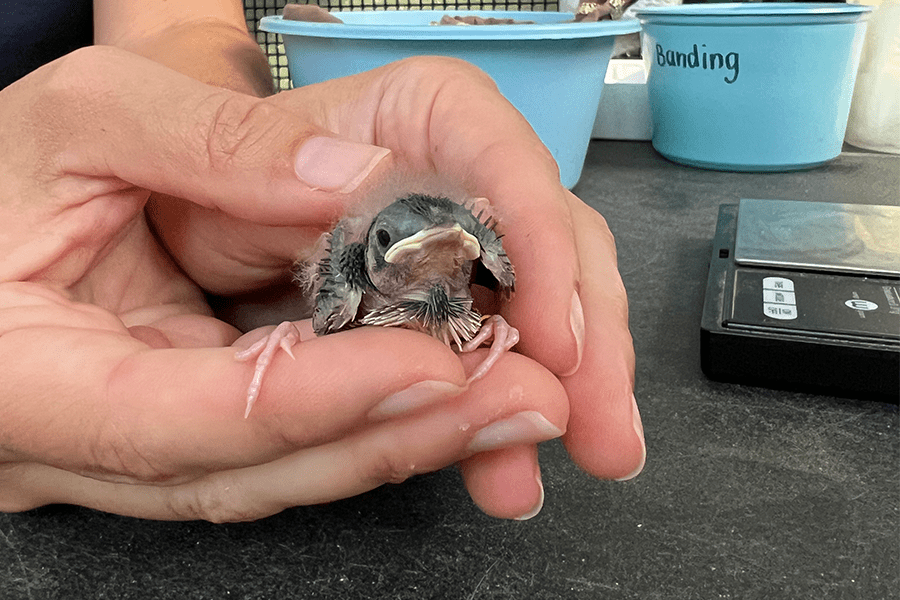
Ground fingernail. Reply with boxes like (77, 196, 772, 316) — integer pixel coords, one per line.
(294, 136, 390, 194)
(616, 394, 646, 481)
(514, 468, 545, 521)
(467, 411, 563, 454)
(368, 380, 465, 420)
(560, 289, 585, 377)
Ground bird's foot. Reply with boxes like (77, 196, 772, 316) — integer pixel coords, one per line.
(461, 314, 520, 384)
(234, 321, 301, 418)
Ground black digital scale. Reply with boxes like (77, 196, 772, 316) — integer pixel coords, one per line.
(701, 199, 900, 401)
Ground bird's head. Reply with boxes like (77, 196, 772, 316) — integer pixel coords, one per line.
(365, 194, 480, 295)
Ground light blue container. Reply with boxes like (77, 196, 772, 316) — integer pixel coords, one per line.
(634, 3, 872, 172)
(261, 11, 640, 188)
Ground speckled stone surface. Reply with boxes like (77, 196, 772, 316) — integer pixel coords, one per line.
(2, 141, 897, 600)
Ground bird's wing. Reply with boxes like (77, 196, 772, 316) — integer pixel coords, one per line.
(458, 202, 516, 298)
(312, 224, 370, 335)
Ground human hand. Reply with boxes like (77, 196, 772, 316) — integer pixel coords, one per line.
(148, 55, 645, 518)
(345, 58, 646, 511)
(0, 47, 570, 521)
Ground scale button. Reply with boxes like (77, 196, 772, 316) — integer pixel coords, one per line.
(845, 299, 878, 311)
(763, 289, 796, 305)
(763, 276, 795, 292)
(764, 303, 798, 320)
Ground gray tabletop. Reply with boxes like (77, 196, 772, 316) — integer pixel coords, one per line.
(2, 141, 897, 600)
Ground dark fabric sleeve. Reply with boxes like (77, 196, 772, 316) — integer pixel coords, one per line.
(0, 0, 93, 89)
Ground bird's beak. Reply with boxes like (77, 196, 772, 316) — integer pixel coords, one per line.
(384, 224, 480, 264)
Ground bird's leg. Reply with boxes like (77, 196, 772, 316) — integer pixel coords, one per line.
(460, 315, 520, 384)
(234, 321, 302, 418)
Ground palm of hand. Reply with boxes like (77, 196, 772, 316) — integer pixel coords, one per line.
(0, 180, 239, 478)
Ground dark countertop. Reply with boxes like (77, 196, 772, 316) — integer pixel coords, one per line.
(2, 141, 897, 600)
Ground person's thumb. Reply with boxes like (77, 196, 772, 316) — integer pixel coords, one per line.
(28, 46, 390, 228)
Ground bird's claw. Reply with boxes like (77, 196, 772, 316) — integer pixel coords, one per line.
(234, 321, 301, 418)
(462, 314, 519, 384)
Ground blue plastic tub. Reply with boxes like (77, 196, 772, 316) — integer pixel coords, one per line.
(261, 11, 640, 188)
(634, 3, 872, 172)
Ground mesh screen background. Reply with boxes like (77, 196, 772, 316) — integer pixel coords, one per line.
(244, 0, 561, 90)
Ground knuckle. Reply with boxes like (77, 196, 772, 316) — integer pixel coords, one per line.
(362, 449, 418, 486)
(204, 93, 286, 175)
(165, 477, 263, 523)
(391, 55, 501, 98)
(396, 55, 496, 87)
(7, 47, 123, 167)
(39, 46, 126, 96)
(423, 54, 479, 73)
(388, 56, 558, 176)
(43, 46, 101, 80)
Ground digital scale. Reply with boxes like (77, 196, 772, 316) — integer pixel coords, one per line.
(701, 199, 900, 401)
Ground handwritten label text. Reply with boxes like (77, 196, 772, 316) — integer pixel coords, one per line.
(655, 43, 740, 84)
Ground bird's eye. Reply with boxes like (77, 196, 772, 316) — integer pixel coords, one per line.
(376, 229, 391, 247)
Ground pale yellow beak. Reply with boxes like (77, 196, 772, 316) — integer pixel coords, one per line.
(384, 223, 480, 264)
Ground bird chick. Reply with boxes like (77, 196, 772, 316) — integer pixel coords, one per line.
(236, 194, 518, 417)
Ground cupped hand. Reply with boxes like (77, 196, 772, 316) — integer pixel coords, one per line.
(350, 57, 646, 510)
(148, 54, 645, 516)
(0, 47, 570, 521)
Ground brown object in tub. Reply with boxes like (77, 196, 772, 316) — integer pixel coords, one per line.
(282, 4, 344, 23)
(280, 2, 636, 26)
(574, 0, 635, 22)
(435, 15, 536, 25)
(279, 6, 533, 26)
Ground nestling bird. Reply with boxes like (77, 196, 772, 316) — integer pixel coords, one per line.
(236, 193, 519, 417)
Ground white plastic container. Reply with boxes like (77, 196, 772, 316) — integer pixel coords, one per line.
(592, 59, 652, 140)
(845, 0, 900, 154)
